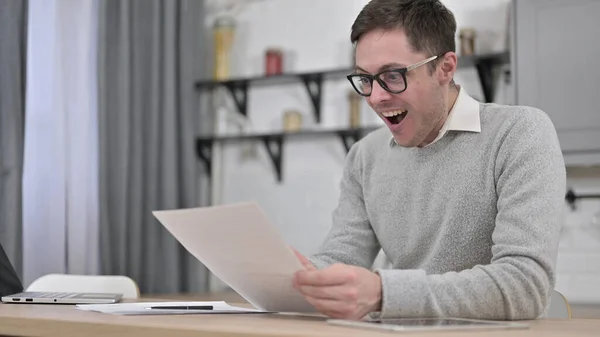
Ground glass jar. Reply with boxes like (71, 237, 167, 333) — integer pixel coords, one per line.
(459, 28, 476, 56)
(348, 90, 362, 128)
(213, 16, 236, 80)
(265, 48, 283, 76)
(283, 110, 302, 132)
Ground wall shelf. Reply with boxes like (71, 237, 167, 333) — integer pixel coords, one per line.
(195, 68, 350, 123)
(195, 125, 381, 182)
(565, 189, 600, 210)
(194, 52, 510, 183)
(456, 51, 510, 103)
(194, 51, 510, 119)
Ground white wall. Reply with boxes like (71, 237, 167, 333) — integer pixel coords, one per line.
(204, 0, 600, 304)
(557, 167, 600, 304)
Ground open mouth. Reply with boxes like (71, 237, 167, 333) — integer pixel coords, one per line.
(382, 110, 408, 125)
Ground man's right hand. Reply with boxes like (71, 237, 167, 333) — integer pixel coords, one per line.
(290, 248, 383, 320)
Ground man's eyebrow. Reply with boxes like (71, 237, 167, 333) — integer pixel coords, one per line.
(354, 65, 369, 73)
(354, 63, 407, 74)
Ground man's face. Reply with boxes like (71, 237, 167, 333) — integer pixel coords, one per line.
(354, 28, 447, 147)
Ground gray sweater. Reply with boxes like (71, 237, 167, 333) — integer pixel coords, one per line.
(310, 103, 566, 320)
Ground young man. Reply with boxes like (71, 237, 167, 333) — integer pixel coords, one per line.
(292, 0, 566, 321)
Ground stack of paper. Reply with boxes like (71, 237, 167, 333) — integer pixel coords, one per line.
(76, 301, 268, 316)
(152, 202, 317, 313)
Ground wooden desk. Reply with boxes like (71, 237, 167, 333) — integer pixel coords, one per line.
(1, 298, 599, 337)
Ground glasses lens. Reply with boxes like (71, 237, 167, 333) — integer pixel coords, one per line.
(350, 75, 372, 95)
(379, 71, 406, 93)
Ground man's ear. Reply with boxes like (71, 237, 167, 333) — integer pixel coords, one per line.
(437, 52, 457, 85)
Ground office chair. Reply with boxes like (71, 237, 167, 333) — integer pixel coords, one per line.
(547, 289, 572, 319)
(26, 273, 140, 299)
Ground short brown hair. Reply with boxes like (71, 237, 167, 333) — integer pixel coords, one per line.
(351, 0, 456, 71)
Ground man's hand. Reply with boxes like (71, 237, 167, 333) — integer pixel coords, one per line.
(291, 249, 382, 320)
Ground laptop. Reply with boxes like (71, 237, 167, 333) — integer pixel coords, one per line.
(1, 291, 123, 304)
(0, 242, 122, 305)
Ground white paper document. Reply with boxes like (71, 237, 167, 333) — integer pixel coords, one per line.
(76, 301, 266, 315)
(152, 202, 317, 313)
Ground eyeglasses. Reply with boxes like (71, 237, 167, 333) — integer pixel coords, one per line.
(347, 54, 439, 97)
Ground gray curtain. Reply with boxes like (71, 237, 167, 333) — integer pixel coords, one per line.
(0, 0, 27, 278)
(97, 0, 211, 294)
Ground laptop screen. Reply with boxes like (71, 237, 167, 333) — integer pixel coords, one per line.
(0, 242, 24, 297)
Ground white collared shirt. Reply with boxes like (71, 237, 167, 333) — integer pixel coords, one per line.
(390, 85, 481, 148)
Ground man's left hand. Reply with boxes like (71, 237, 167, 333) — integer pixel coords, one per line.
(292, 263, 382, 320)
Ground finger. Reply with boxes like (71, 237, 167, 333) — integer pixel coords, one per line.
(295, 266, 353, 287)
(290, 247, 316, 270)
(297, 284, 358, 301)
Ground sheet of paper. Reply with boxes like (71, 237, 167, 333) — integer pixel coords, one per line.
(76, 301, 268, 315)
(152, 202, 316, 313)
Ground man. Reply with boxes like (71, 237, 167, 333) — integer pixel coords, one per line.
(0, 242, 23, 297)
(292, 0, 566, 321)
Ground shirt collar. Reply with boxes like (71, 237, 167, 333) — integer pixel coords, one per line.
(389, 85, 481, 148)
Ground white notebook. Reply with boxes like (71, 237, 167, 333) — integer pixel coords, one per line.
(76, 301, 266, 315)
(152, 202, 316, 313)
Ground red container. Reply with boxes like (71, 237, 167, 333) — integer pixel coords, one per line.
(265, 48, 283, 76)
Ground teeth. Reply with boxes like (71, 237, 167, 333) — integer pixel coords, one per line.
(382, 110, 407, 117)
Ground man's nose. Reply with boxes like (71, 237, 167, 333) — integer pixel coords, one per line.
(368, 80, 393, 105)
